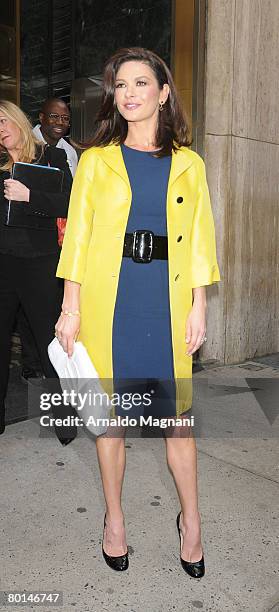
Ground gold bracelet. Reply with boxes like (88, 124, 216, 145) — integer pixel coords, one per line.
(62, 309, 80, 317)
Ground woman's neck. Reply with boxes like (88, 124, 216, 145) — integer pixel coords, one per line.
(9, 149, 20, 162)
(125, 119, 157, 151)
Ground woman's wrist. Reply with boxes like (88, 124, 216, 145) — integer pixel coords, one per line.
(61, 302, 80, 313)
(192, 286, 207, 308)
(61, 308, 80, 317)
(62, 280, 81, 314)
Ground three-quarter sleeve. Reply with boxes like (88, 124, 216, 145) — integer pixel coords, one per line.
(190, 157, 220, 288)
(56, 149, 96, 284)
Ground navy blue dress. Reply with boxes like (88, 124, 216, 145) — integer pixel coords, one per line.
(112, 145, 176, 419)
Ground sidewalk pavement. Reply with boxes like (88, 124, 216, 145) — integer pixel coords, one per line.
(0, 356, 278, 612)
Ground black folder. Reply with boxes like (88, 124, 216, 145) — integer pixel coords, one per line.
(5, 162, 64, 229)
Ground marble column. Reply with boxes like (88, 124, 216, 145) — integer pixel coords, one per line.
(201, 0, 279, 363)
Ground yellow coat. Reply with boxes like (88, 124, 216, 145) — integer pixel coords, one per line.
(56, 143, 220, 415)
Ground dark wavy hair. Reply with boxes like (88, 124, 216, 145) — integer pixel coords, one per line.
(84, 47, 192, 157)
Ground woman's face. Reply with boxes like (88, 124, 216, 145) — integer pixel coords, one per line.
(0, 114, 22, 152)
(114, 61, 169, 123)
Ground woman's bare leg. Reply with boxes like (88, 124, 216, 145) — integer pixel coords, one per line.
(95, 427, 128, 556)
(164, 423, 203, 562)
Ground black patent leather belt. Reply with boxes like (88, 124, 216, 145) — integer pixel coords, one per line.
(123, 230, 168, 263)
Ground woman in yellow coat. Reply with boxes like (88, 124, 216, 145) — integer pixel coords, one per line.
(55, 48, 220, 575)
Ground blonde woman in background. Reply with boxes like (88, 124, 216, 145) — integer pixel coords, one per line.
(0, 100, 76, 443)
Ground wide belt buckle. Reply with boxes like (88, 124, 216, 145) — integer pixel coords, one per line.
(132, 230, 154, 263)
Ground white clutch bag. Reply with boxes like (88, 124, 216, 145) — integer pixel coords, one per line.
(48, 337, 111, 436)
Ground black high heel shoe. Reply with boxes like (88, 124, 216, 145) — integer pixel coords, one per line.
(60, 438, 74, 446)
(176, 511, 205, 578)
(102, 514, 129, 571)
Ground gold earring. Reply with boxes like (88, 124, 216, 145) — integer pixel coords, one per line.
(159, 101, 164, 112)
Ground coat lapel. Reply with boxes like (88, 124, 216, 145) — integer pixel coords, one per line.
(100, 144, 194, 188)
(168, 147, 195, 187)
(99, 143, 131, 189)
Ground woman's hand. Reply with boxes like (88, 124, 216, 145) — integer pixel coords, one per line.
(55, 312, 80, 357)
(185, 287, 207, 356)
(56, 281, 81, 357)
(4, 179, 30, 202)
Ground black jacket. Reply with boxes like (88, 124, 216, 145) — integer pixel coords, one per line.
(0, 145, 72, 257)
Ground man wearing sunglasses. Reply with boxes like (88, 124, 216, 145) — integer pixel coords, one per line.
(33, 97, 78, 177)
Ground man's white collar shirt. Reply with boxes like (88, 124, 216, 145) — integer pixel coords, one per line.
(33, 124, 78, 177)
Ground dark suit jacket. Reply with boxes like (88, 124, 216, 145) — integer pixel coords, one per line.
(0, 145, 72, 257)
